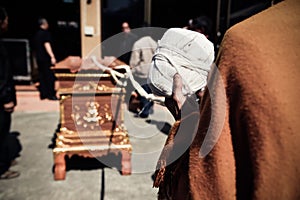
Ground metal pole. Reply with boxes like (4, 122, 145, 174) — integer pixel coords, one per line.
(215, 0, 221, 47)
(226, 0, 232, 29)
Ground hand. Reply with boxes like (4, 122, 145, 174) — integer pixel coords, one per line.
(164, 73, 187, 120)
(4, 101, 15, 112)
(51, 57, 56, 65)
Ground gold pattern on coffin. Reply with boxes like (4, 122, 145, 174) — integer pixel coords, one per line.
(73, 82, 112, 92)
(71, 100, 112, 130)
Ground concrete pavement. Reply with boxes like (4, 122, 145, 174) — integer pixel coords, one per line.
(0, 86, 174, 200)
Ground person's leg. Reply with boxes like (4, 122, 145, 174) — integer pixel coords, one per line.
(37, 61, 48, 99)
(37, 61, 57, 100)
(0, 108, 11, 175)
(44, 67, 57, 100)
(48, 67, 57, 96)
(0, 107, 10, 136)
(125, 79, 135, 106)
(138, 84, 154, 118)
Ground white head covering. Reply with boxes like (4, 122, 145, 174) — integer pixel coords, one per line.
(148, 28, 215, 97)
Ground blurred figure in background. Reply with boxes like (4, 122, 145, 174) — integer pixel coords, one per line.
(188, 15, 213, 40)
(129, 23, 157, 118)
(118, 21, 138, 65)
(0, 6, 22, 180)
(32, 17, 58, 100)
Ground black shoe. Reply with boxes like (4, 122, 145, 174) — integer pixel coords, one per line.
(10, 131, 20, 136)
(137, 112, 149, 118)
(47, 96, 59, 101)
(133, 113, 148, 118)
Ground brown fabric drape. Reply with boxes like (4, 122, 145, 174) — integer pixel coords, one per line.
(154, 0, 300, 199)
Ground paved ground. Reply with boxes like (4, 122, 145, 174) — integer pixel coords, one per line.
(0, 86, 174, 200)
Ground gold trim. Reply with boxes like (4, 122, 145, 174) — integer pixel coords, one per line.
(55, 73, 111, 78)
(59, 127, 128, 136)
(57, 82, 123, 95)
(59, 95, 72, 124)
(58, 88, 121, 95)
(53, 144, 132, 153)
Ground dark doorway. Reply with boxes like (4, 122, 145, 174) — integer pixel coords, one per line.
(0, 0, 81, 62)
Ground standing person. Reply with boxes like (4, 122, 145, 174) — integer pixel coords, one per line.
(33, 17, 58, 100)
(129, 24, 157, 118)
(152, 0, 300, 199)
(118, 22, 138, 65)
(188, 15, 213, 40)
(149, 28, 215, 199)
(0, 7, 21, 180)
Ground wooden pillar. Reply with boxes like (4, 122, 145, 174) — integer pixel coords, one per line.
(144, 0, 152, 25)
(80, 0, 101, 58)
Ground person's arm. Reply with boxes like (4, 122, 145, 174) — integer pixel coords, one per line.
(0, 51, 17, 112)
(0, 84, 16, 112)
(3, 101, 14, 112)
(129, 44, 140, 70)
(44, 42, 56, 65)
(164, 73, 187, 120)
(164, 73, 202, 121)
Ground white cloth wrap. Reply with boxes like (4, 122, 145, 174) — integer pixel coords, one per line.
(148, 28, 215, 97)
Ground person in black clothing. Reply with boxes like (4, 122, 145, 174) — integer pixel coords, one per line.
(33, 17, 58, 100)
(188, 15, 213, 41)
(0, 7, 22, 180)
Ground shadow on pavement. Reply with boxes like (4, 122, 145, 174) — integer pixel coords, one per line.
(145, 119, 172, 135)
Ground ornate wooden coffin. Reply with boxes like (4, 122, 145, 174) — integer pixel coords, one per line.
(52, 57, 132, 180)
